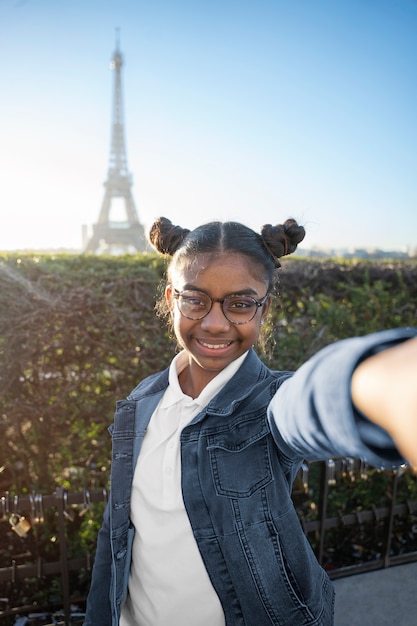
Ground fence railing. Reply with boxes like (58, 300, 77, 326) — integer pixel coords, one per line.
(1, 460, 416, 625)
(0, 488, 107, 625)
(297, 458, 417, 578)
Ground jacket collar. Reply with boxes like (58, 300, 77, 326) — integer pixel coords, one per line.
(204, 348, 272, 417)
(129, 348, 273, 417)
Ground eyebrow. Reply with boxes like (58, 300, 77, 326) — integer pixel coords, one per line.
(181, 284, 260, 297)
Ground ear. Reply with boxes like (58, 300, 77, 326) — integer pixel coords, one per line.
(165, 284, 175, 314)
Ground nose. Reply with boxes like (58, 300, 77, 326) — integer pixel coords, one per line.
(200, 301, 231, 331)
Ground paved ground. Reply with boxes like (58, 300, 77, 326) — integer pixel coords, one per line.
(333, 562, 417, 626)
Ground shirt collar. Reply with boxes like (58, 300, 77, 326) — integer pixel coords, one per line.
(160, 350, 248, 410)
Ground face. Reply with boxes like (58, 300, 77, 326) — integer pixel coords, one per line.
(166, 252, 271, 395)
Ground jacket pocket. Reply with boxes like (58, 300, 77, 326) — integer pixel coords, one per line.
(206, 417, 273, 497)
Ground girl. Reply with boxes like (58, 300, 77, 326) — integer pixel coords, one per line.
(84, 217, 417, 626)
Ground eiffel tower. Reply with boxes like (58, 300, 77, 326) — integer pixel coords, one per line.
(84, 35, 147, 254)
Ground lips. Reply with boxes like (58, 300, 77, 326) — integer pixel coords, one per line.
(197, 339, 233, 350)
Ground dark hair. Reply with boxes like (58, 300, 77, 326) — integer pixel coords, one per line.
(149, 216, 305, 291)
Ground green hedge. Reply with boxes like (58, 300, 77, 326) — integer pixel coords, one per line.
(1, 253, 416, 493)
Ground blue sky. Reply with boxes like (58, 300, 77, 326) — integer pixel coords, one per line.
(1, 0, 416, 252)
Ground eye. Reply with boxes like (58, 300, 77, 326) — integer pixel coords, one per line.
(226, 297, 256, 310)
(181, 291, 209, 309)
(185, 296, 204, 306)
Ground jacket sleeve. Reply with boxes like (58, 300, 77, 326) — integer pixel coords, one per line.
(83, 501, 113, 626)
(268, 327, 417, 468)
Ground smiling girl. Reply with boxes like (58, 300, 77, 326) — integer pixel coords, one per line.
(84, 217, 417, 626)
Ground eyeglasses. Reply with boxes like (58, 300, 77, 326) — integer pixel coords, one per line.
(172, 289, 269, 325)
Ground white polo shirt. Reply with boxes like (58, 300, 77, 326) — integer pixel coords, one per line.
(120, 350, 247, 626)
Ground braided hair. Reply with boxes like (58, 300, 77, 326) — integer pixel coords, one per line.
(149, 216, 305, 291)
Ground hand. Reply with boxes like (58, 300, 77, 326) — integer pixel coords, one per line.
(351, 337, 417, 469)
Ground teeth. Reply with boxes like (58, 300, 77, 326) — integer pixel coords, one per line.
(199, 341, 231, 350)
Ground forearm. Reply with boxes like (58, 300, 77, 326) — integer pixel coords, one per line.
(351, 336, 417, 468)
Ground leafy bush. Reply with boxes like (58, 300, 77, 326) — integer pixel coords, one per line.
(1, 254, 416, 492)
(0, 253, 170, 492)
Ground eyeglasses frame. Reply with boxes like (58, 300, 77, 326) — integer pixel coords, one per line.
(172, 288, 270, 325)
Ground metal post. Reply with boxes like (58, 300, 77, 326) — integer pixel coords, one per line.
(317, 460, 332, 564)
(56, 487, 71, 626)
(383, 468, 402, 568)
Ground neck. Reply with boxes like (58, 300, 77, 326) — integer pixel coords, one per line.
(178, 362, 219, 399)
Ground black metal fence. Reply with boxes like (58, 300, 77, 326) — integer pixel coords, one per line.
(1, 459, 416, 625)
(296, 458, 417, 577)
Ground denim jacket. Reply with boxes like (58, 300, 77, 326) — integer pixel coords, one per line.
(84, 327, 416, 626)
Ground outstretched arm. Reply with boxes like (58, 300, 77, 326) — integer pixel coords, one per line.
(268, 327, 417, 468)
(351, 337, 417, 469)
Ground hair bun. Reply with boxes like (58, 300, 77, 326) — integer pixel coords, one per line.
(148, 217, 191, 256)
(261, 219, 305, 267)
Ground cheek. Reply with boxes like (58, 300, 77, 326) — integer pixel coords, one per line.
(247, 319, 263, 344)
(172, 309, 189, 339)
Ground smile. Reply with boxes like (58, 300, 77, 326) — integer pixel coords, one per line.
(197, 340, 233, 350)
